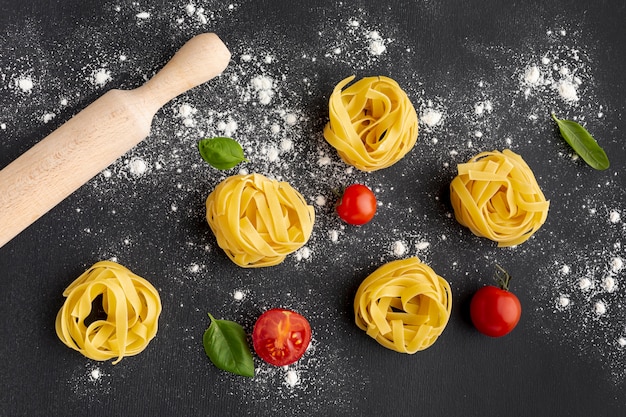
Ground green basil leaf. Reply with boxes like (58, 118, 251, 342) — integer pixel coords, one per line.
(198, 137, 248, 170)
(203, 313, 254, 377)
(552, 114, 610, 170)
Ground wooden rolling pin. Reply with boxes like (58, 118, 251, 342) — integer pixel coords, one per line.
(0, 33, 231, 249)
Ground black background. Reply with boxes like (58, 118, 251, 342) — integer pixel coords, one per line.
(1, 1, 625, 416)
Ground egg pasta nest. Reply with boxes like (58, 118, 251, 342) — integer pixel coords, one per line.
(354, 257, 452, 353)
(206, 173, 315, 268)
(55, 261, 162, 364)
(323, 75, 418, 171)
(450, 149, 549, 247)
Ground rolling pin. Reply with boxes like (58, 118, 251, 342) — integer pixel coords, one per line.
(0, 33, 231, 249)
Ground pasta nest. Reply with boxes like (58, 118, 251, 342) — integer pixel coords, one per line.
(354, 257, 452, 353)
(450, 149, 550, 247)
(323, 75, 418, 171)
(55, 261, 162, 364)
(206, 173, 315, 268)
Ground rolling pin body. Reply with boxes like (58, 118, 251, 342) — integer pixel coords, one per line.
(0, 33, 231, 248)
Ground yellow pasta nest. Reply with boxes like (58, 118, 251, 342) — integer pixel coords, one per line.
(323, 75, 418, 171)
(55, 261, 162, 364)
(354, 257, 452, 353)
(450, 149, 550, 247)
(206, 173, 315, 267)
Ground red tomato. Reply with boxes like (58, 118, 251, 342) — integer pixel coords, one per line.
(470, 267, 521, 337)
(336, 184, 377, 225)
(252, 308, 312, 366)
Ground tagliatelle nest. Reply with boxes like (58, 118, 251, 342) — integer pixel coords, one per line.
(449, 149, 550, 247)
(354, 257, 452, 353)
(323, 75, 418, 171)
(55, 261, 162, 364)
(206, 173, 315, 268)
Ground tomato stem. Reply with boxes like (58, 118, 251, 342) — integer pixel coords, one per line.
(331, 188, 342, 200)
(495, 264, 512, 291)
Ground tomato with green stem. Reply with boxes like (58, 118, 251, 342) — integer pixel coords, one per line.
(252, 308, 312, 366)
(470, 265, 522, 337)
(336, 184, 377, 225)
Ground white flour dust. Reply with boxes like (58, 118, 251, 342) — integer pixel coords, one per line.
(16, 76, 34, 93)
(68, 363, 111, 398)
(128, 157, 148, 177)
(90, 68, 112, 87)
(420, 108, 443, 128)
(319, 11, 395, 68)
(250, 75, 275, 105)
(516, 28, 595, 117)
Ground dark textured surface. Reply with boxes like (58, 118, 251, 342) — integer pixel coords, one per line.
(1, 1, 625, 416)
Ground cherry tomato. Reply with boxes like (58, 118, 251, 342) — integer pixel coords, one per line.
(336, 184, 377, 225)
(470, 266, 521, 337)
(252, 308, 312, 366)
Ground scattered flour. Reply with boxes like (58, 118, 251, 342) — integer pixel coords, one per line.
(284, 369, 299, 387)
(217, 118, 238, 136)
(557, 294, 571, 309)
(609, 210, 621, 224)
(602, 277, 617, 293)
(185, 3, 196, 16)
(317, 155, 332, 166)
(250, 75, 275, 105)
(578, 277, 592, 291)
(42, 113, 56, 123)
(321, 16, 395, 65)
(177, 103, 198, 127)
(69, 363, 110, 397)
(557, 80, 579, 103)
(279, 139, 293, 152)
(474, 100, 493, 115)
(266, 146, 279, 162)
(90, 68, 112, 87)
(295, 246, 311, 261)
(367, 31, 386, 55)
(128, 158, 148, 177)
(415, 241, 430, 251)
(270, 123, 281, 134)
(420, 108, 443, 127)
(392, 240, 407, 257)
(16, 76, 34, 93)
(284, 113, 298, 125)
(516, 31, 595, 114)
(89, 368, 101, 381)
(524, 65, 541, 85)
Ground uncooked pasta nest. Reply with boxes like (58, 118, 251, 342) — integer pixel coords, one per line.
(55, 261, 162, 364)
(206, 173, 315, 268)
(354, 257, 452, 353)
(450, 149, 550, 247)
(323, 75, 418, 171)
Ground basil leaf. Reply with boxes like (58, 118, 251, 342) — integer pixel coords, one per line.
(198, 137, 248, 170)
(203, 313, 254, 377)
(552, 114, 610, 170)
